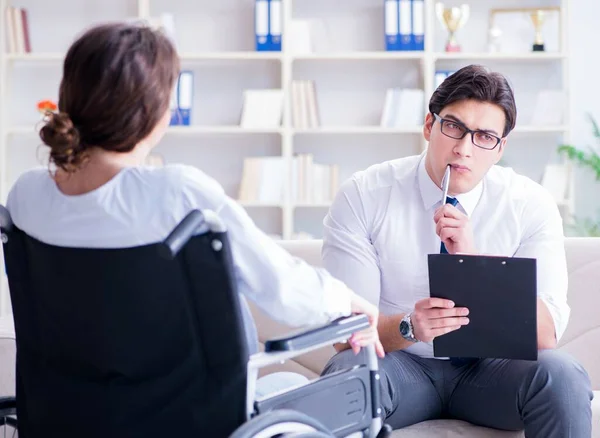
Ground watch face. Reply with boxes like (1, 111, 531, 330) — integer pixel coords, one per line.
(399, 319, 409, 336)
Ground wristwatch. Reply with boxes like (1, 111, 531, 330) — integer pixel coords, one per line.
(399, 312, 419, 343)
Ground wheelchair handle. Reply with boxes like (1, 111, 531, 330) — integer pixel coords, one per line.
(160, 209, 226, 259)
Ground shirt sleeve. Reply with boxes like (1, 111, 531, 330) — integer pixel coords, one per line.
(513, 186, 570, 342)
(178, 165, 352, 327)
(322, 177, 382, 307)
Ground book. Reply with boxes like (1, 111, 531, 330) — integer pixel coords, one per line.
(240, 89, 284, 129)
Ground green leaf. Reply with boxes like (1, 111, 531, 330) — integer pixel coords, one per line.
(588, 112, 600, 140)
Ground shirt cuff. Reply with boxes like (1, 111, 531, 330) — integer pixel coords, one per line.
(322, 275, 353, 320)
(540, 295, 570, 343)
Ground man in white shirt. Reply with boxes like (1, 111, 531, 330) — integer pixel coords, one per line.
(321, 64, 593, 436)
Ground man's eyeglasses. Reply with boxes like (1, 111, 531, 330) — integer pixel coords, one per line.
(433, 113, 503, 150)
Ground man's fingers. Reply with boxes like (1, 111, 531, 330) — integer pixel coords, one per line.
(429, 325, 462, 338)
(429, 317, 470, 329)
(439, 227, 459, 243)
(427, 307, 469, 318)
(415, 297, 455, 310)
(439, 204, 464, 219)
(435, 217, 462, 236)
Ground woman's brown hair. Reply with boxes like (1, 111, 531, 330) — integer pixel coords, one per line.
(40, 22, 180, 172)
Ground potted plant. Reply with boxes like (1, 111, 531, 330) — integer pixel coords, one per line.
(557, 113, 600, 237)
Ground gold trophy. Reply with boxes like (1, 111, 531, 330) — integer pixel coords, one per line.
(436, 3, 470, 52)
(530, 10, 546, 51)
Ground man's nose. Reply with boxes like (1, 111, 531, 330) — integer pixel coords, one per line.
(453, 134, 474, 157)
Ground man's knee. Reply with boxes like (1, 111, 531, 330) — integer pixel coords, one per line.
(321, 348, 366, 376)
(529, 350, 593, 408)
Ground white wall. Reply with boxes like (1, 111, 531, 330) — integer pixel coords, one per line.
(569, 1, 600, 221)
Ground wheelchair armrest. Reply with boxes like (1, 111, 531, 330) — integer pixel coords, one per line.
(264, 314, 369, 353)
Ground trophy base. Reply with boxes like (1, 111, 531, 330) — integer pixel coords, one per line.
(532, 43, 545, 52)
(445, 43, 462, 52)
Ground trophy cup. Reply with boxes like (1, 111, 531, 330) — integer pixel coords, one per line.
(436, 3, 470, 52)
(530, 10, 546, 52)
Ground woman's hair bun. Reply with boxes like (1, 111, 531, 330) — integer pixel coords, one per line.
(39, 112, 86, 172)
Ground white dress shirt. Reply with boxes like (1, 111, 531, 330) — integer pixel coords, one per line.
(7, 165, 352, 329)
(322, 152, 570, 359)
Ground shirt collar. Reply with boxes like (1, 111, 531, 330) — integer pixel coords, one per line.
(417, 153, 483, 217)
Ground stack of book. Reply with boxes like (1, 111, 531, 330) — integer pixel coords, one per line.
(238, 154, 339, 204)
(291, 80, 320, 129)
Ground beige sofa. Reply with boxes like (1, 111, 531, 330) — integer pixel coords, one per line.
(0, 239, 597, 437)
(251, 237, 600, 438)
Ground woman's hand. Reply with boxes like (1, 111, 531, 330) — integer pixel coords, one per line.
(348, 293, 385, 358)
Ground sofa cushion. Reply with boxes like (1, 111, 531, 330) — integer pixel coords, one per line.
(391, 394, 599, 438)
(390, 419, 524, 437)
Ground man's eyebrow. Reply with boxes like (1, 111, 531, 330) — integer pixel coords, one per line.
(442, 113, 500, 137)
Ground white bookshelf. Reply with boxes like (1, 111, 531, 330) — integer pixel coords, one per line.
(0, 0, 572, 312)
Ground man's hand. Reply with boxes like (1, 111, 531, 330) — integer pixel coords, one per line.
(434, 203, 477, 254)
(411, 298, 470, 343)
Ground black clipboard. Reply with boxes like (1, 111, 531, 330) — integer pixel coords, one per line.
(427, 254, 538, 361)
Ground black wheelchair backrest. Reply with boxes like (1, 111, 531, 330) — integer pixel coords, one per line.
(1, 208, 249, 438)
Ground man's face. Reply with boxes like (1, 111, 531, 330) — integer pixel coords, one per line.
(423, 99, 507, 195)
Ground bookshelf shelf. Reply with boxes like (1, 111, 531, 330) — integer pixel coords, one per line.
(433, 52, 567, 61)
(292, 126, 423, 135)
(293, 203, 331, 208)
(7, 126, 40, 135)
(293, 52, 425, 61)
(512, 125, 569, 134)
(6, 53, 63, 62)
(239, 202, 283, 208)
(166, 126, 283, 135)
(179, 52, 282, 62)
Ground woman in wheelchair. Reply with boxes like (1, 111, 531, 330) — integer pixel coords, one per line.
(2, 21, 387, 438)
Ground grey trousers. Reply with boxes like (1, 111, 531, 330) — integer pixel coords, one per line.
(322, 349, 593, 437)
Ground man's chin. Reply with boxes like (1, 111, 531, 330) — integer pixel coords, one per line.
(450, 178, 476, 196)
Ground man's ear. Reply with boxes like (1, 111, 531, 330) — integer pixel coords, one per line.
(423, 112, 434, 142)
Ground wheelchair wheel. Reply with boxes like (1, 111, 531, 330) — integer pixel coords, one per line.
(230, 409, 334, 438)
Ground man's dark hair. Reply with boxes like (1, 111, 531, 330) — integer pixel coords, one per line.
(429, 64, 517, 137)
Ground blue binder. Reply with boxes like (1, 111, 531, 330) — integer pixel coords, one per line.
(169, 70, 193, 126)
(398, 0, 412, 50)
(256, 0, 282, 52)
(411, 0, 424, 51)
(385, 0, 400, 51)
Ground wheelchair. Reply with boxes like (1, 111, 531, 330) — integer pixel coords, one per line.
(0, 206, 391, 437)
